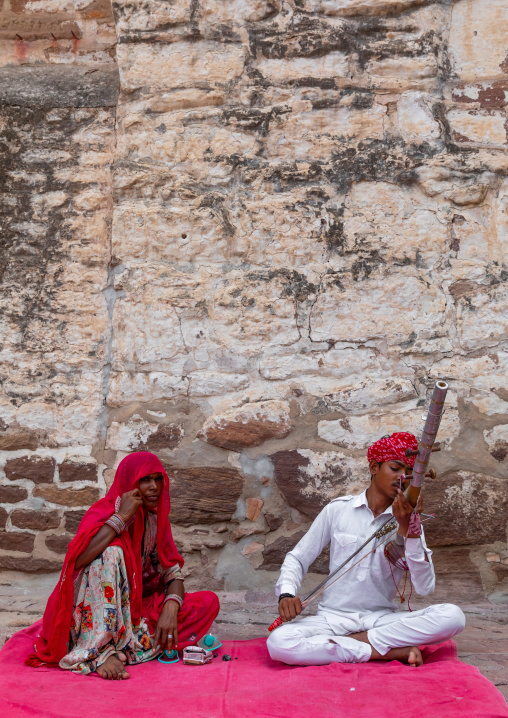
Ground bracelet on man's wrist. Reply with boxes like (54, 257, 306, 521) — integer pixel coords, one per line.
(278, 593, 295, 603)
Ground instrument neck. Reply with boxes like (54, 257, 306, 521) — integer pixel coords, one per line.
(406, 484, 421, 508)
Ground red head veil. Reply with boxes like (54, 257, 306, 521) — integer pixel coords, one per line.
(26, 452, 183, 667)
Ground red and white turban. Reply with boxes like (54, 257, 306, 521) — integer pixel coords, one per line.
(367, 432, 419, 468)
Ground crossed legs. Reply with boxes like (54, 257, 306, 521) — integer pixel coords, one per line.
(267, 603, 465, 667)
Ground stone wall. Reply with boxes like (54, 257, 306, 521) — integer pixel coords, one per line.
(1, 0, 507, 601)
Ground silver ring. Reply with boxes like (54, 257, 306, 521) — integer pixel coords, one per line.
(167, 634, 173, 638)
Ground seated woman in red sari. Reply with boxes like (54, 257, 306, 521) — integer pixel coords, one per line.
(26, 452, 220, 679)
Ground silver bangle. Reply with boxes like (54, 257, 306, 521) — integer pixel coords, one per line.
(164, 593, 183, 610)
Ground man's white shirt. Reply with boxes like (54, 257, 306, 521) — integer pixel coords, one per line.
(276, 490, 435, 631)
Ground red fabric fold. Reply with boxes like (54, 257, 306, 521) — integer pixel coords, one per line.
(26, 452, 183, 667)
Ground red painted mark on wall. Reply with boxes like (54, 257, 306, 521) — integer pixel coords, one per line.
(71, 31, 79, 54)
(15, 35, 28, 62)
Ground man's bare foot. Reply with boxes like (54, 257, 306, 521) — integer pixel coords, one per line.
(96, 653, 130, 680)
(382, 646, 423, 667)
(346, 633, 423, 667)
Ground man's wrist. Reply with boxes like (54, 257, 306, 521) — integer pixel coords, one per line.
(278, 593, 295, 603)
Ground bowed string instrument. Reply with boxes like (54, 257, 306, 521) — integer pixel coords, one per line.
(267, 380, 448, 633)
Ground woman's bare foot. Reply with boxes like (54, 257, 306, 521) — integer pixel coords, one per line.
(96, 653, 129, 680)
(382, 645, 423, 667)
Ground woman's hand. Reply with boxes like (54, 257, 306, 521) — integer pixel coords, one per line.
(117, 489, 143, 523)
(154, 601, 179, 652)
(393, 490, 423, 537)
(278, 596, 302, 623)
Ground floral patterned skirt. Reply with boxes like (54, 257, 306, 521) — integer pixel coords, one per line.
(59, 546, 161, 674)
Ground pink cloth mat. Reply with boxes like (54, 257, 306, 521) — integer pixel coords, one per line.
(1, 620, 507, 718)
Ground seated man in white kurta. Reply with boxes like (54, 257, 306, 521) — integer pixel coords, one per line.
(267, 432, 465, 667)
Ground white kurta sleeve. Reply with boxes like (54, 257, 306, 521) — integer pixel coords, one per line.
(275, 504, 333, 597)
(405, 527, 435, 596)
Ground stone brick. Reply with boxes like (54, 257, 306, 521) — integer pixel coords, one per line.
(64, 510, 87, 534)
(261, 533, 330, 574)
(45, 533, 73, 554)
(143, 424, 183, 451)
(0, 530, 35, 553)
(0, 556, 63, 573)
(33, 485, 100, 507)
(168, 467, 243, 526)
(4, 456, 56, 484)
(448, 109, 507, 147)
(10, 509, 61, 531)
(424, 473, 508, 547)
(0, 507, 7, 530)
(0, 485, 28, 503)
(430, 548, 485, 603)
(271, 450, 367, 520)
(0, 66, 120, 109)
(245, 498, 264, 522)
(58, 460, 98, 483)
(449, 0, 508, 82)
(0, 431, 38, 451)
(198, 401, 292, 451)
(265, 513, 283, 532)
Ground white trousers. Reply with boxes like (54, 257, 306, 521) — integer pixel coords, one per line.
(267, 603, 465, 666)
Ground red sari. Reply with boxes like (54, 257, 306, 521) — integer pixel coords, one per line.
(26, 452, 219, 667)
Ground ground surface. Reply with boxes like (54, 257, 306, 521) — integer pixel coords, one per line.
(1, 571, 506, 702)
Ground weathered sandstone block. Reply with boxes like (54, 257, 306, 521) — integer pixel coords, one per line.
(0, 556, 63, 573)
(10, 510, 60, 531)
(198, 401, 292, 451)
(4, 456, 56, 484)
(430, 548, 485, 603)
(261, 533, 330, 574)
(59, 460, 98, 483)
(448, 109, 507, 147)
(117, 42, 246, 94)
(484, 426, 508, 463)
(310, 271, 447, 345)
(0, 531, 35, 553)
(423, 472, 508, 547)
(0, 486, 28, 503)
(0, 430, 38, 452)
(64, 510, 87, 534)
(245, 498, 264, 522)
(142, 424, 183, 452)
(449, 0, 508, 82)
(33, 485, 100, 508)
(318, 402, 460, 449)
(168, 467, 243, 525)
(45, 533, 73, 554)
(272, 450, 368, 520)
